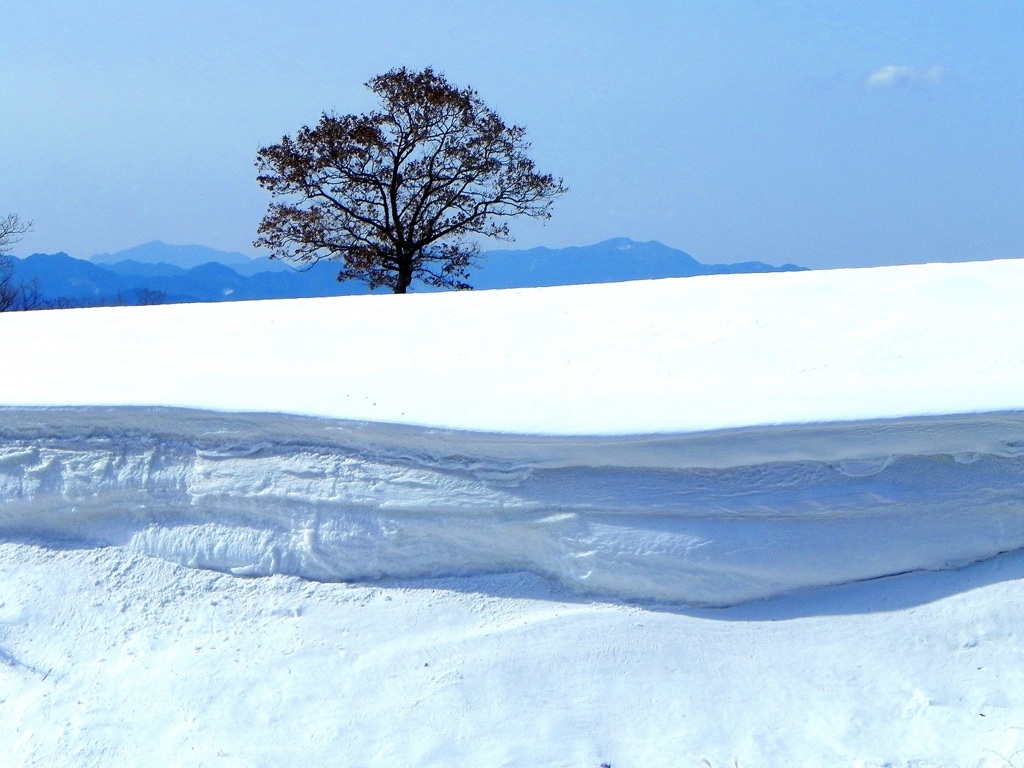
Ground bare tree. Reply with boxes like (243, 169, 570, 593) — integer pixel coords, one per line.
(255, 67, 566, 294)
(0, 260, 15, 311)
(14, 278, 43, 311)
(0, 213, 32, 311)
(0, 213, 30, 255)
(136, 287, 168, 305)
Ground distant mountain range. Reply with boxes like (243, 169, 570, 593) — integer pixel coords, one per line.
(5, 239, 806, 308)
(472, 239, 806, 289)
(90, 241, 291, 276)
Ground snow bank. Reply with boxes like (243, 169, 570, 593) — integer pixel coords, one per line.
(3, 260, 1024, 605)
(3, 407, 1023, 605)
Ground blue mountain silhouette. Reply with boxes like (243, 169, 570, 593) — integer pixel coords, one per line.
(472, 238, 805, 289)
(6, 239, 805, 307)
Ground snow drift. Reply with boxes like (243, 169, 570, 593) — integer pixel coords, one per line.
(2, 259, 1024, 606)
(2, 406, 1023, 605)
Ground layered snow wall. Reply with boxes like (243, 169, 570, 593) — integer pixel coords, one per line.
(2, 407, 1023, 606)
(3, 260, 1024, 605)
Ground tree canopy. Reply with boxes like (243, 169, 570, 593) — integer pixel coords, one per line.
(255, 67, 566, 294)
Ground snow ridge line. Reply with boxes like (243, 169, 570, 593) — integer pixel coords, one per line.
(1, 406, 1023, 606)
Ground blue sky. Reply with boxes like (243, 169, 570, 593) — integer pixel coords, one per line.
(1, 1, 1021, 268)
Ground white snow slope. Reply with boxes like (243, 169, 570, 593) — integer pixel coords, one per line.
(3, 259, 1024, 766)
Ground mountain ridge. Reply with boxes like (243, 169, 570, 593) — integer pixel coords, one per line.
(90, 240, 290, 276)
(6, 238, 806, 307)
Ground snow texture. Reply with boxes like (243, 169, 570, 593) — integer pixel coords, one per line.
(2, 407, 1024, 606)
(4, 541, 1024, 767)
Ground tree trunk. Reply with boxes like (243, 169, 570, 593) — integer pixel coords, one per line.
(394, 254, 413, 294)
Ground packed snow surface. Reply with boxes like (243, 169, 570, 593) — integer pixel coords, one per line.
(3, 259, 1024, 764)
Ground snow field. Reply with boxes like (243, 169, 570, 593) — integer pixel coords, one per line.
(3, 259, 1024, 765)
(2, 259, 1024, 434)
(3, 542, 1024, 767)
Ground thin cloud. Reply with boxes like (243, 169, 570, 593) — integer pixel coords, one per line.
(866, 64, 945, 88)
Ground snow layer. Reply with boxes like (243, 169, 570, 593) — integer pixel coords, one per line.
(2, 406, 1023, 605)
(2, 259, 1024, 434)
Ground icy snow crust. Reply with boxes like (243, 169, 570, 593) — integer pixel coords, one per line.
(3, 406, 1023, 606)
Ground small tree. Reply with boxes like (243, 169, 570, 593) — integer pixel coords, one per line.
(255, 67, 566, 294)
(0, 213, 32, 311)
